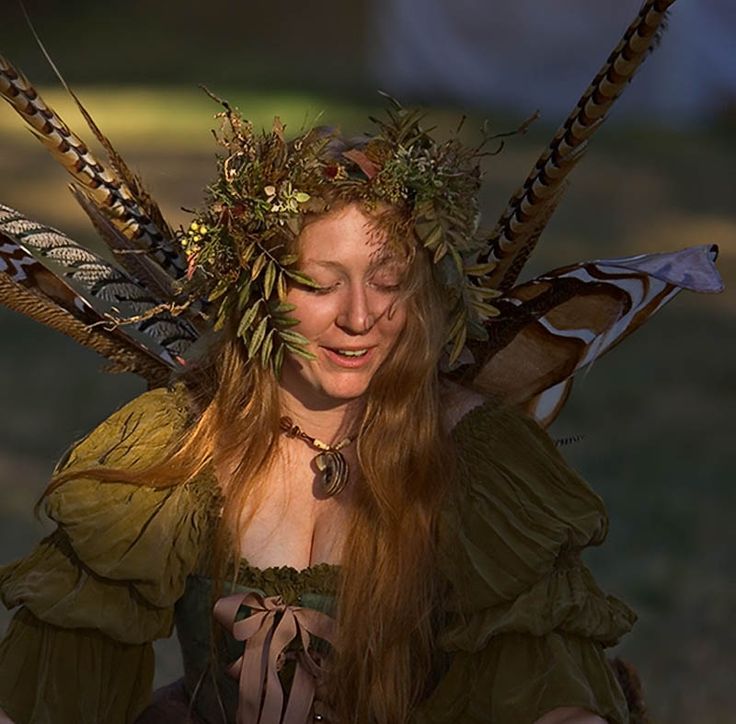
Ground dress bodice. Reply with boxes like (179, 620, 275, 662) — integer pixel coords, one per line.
(176, 562, 339, 723)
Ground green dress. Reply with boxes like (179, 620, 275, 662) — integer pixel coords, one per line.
(0, 386, 635, 724)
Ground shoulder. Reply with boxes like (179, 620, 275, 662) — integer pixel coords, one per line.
(42, 383, 216, 604)
(440, 398, 609, 608)
(53, 383, 194, 475)
(440, 379, 487, 432)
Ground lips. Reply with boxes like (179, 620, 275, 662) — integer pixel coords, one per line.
(321, 346, 376, 368)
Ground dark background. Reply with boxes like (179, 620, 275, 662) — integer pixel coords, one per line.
(1, 2, 734, 721)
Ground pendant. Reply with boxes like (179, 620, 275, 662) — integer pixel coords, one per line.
(314, 450, 349, 497)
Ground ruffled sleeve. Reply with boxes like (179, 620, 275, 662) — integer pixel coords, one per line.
(0, 385, 216, 724)
(415, 403, 636, 724)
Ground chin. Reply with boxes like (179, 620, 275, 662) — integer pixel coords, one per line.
(281, 355, 379, 407)
(318, 377, 373, 402)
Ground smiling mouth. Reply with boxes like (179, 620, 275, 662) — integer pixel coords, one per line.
(331, 348, 369, 357)
(322, 346, 375, 365)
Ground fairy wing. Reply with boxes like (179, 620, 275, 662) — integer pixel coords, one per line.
(465, 245, 724, 427)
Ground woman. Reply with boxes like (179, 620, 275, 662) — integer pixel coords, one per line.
(0, 110, 635, 722)
(1, 4, 710, 719)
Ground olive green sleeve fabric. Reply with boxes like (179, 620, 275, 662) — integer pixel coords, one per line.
(0, 386, 211, 724)
(415, 404, 637, 724)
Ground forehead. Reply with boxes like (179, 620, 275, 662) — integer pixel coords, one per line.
(298, 203, 403, 268)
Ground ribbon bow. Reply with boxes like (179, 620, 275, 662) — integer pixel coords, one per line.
(213, 591, 336, 724)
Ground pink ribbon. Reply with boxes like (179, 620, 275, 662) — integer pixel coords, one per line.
(213, 591, 336, 724)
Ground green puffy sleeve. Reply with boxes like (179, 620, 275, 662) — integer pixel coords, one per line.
(415, 403, 636, 724)
(0, 385, 214, 724)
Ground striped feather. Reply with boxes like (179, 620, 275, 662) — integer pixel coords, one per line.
(481, 0, 676, 291)
(0, 54, 186, 292)
(0, 204, 198, 370)
(0, 269, 172, 386)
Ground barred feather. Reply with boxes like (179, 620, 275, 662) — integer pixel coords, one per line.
(481, 0, 676, 291)
(0, 204, 198, 369)
(0, 54, 186, 294)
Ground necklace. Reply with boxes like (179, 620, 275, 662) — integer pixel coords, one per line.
(279, 416, 354, 497)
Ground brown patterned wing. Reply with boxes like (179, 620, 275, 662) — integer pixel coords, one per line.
(465, 245, 723, 427)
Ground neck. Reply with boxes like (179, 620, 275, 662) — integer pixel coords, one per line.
(277, 383, 364, 445)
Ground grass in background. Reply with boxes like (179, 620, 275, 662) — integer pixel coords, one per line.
(0, 88, 734, 723)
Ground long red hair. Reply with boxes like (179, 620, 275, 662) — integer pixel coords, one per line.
(45, 203, 457, 723)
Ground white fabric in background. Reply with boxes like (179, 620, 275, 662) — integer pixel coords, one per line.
(369, 0, 736, 124)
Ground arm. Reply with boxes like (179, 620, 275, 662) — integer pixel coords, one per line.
(0, 387, 205, 723)
(414, 403, 635, 724)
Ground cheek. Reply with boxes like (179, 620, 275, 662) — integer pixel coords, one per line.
(286, 291, 336, 336)
(379, 302, 408, 343)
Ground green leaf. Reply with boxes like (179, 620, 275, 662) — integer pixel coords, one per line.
(274, 343, 285, 375)
(278, 328, 310, 346)
(240, 243, 256, 266)
(449, 245, 465, 277)
(448, 324, 468, 366)
(251, 252, 267, 280)
(464, 261, 498, 276)
(276, 316, 301, 328)
(276, 271, 288, 301)
(286, 269, 320, 288)
(236, 278, 252, 311)
(260, 329, 275, 367)
(213, 296, 233, 332)
(237, 300, 261, 337)
(285, 342, 317, 361)
(473, 286, 503, 299)
(432, 242, 448, 263)
(470, 299, 500, 317)
(247, 316, 269, 359)
(263, 261, 276, 298)
(207, 279, 230, 302)
(422, 224, 443, 250)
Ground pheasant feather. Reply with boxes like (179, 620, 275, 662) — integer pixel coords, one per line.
(0, 54, 186, 295)
(481, 0, 676, 291)
(0, 204, 198, 373)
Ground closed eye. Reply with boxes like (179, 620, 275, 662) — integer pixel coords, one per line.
(302, 282, 339, 295)
(370, 282, 402, 293)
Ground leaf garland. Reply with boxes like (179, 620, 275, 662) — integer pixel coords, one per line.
(180, 96, 503, 373)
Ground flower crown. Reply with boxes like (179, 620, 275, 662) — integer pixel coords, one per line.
(181, 96, 500, 372)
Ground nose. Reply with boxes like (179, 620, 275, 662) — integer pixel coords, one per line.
(336, 283, 377, 334)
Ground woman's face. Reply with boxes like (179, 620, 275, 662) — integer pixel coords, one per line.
(281, 203, 409, 408)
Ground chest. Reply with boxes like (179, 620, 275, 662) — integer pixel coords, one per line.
(232, 444, 356, 570)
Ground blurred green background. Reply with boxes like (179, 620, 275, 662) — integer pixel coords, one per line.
(1, 2, 734, 722)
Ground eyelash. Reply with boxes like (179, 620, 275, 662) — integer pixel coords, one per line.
(306, 284, 338, 295)
(304, 282, 402, 295)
